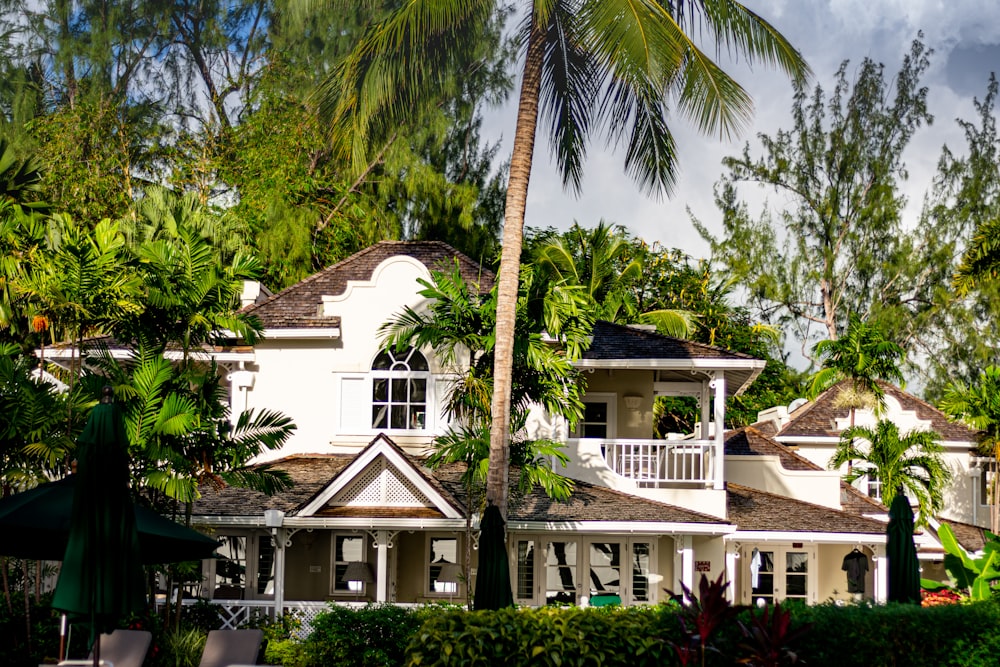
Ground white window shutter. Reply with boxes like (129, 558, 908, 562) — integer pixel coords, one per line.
(340, 376, 369, 433)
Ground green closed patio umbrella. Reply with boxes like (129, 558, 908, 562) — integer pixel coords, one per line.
(886, 490, 921, 604)
(52, 388, 147, 666)
(473, 503, 514, 610)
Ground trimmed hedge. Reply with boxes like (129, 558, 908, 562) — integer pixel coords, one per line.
(404, 602, 1000, 667)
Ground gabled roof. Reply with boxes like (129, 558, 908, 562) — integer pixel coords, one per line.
(776, 380, 979, 442)
(727, 484, 887, 535)
(576, 321, 766, 396)
(191, 435, 465, 521)
(937, 517, 988, 553)
(245, 241, 494, 329)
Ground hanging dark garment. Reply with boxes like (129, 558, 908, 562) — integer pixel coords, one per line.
(841, 548, 869, 594)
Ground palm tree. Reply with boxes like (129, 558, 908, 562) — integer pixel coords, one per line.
(938, 366, 1000, 533)
(830, 420, 950, 527)
(532, 221, 695, 336)
(810, 313, 905, 423)
(322, 0, 809, 517)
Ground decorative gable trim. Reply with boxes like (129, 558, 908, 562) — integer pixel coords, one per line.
(298, 434, 462, 519)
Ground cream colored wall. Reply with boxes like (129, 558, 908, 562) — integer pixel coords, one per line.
(726, 456, 842, 509)
(284, 532, 332, 601)
(580, 369, 656, 439)
(394, 531, 425, 602)
(789, 440, 981, 526)
(658, 536, 677, 598)
(817, 545, 876, 604)
(247, 256, 445, 462)
(692, 536, 727, 584)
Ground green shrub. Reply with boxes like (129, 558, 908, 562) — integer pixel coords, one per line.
(303, 603, 429, 667)
(406, 606, 675, 666)
(265, 638, 309, 667)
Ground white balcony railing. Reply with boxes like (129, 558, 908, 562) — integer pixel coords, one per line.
(570, 438, 715, 487)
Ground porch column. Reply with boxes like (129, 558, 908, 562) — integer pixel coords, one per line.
(272, 528, 286, 618)
(676, 535, 694, 601)
(376, 530, 389, 602)
(873, 544, 887, 603)
(711, 373, 726, 490)
(700, 382, 711, 439)
(724, 544, 738, 604)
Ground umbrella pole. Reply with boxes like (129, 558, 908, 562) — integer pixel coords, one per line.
(59, 614, 66, 661)
(93, 632, 100, 667)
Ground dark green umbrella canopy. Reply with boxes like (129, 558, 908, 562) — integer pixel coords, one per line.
(473, 503, 514, 610)
(887, 491, 921, 604)
(0, 475, 219, 563)
(51, 395, 148, 647)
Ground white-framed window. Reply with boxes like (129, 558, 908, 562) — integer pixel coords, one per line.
(866, 471, 883, 502)
(426, 534, 461, 596)
(517, 535, 655, 606)
(330, 532, 368, 596)
(338, 348, 436, 434)
(207, 531, 273, 601)
(977, 458, 999, 507)
(372, 347, 430, 430)
(514, 538, 537, 603)
(576, 393, 617, 438)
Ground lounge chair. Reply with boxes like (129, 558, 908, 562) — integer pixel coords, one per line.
(198, 629, 264, 667)
(57, 629, 152, 667)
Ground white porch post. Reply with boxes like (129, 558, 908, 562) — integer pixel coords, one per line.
(678, 535, 694, 601)
(873, 544, 887, 603)
(700, 382, 711, 439)
(272, 528, 285, 618)
(711, 373, 726, 490)
(724, 544, 738, 604)
(376, 530, 389, 602)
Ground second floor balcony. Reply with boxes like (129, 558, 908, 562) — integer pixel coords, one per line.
(566, 438, 717, 488)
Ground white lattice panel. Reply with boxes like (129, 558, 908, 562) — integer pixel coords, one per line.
(329, 457, 432, 508)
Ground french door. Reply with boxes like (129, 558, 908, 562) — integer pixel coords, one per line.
(743, 545, 813, 605)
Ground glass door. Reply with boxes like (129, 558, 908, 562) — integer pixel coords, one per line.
(746, 546, 811, 605)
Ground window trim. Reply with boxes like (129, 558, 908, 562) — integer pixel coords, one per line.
(329, 532, 370, 597)
(576, 393, 618, 439)
(425, 533, 462, 598)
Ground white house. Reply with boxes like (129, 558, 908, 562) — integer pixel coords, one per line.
(174, 241, 925, 628)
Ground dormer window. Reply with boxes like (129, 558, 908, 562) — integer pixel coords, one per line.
(371, 347, 429, 430)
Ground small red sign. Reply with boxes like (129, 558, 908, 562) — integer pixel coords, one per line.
(695, 560, 712, 572)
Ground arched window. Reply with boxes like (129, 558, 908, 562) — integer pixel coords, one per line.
(371, 347, 429, 430)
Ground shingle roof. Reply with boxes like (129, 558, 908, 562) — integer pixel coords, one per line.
(776, 380, 979, 442)
(583, 320, 759, 362)
(725, 427, 820, 471)
(193, 451, 728, 527)
(431, 464, 728, 525)
(245, 241, 494, 329)
(727, 484, 887, 534)
(939, 518, 988, 553)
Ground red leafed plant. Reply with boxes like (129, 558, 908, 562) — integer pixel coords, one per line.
(736, 601, 811, 666)
(666, 572, 739, 666)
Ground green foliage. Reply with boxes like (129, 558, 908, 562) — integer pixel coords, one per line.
(810, 314, 905, 411)
(792, 600, 1000, 667)
(699, 37, 936, 357)
(158, 626, 206, 667)
(928, 523, 1000, 600)
(303, 603, 428, 667)
(830, 420, 950, 525)
(405, 605, 674, 667)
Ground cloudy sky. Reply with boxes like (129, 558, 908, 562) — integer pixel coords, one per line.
(482, 0, 1000, 259)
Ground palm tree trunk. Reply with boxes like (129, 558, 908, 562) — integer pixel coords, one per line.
(486, 16, 546, 520)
